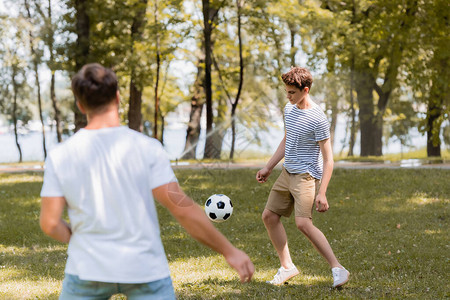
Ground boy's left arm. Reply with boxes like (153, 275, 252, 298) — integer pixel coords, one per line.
(316, 138, 334, 212)
(40, 197, 72, 243)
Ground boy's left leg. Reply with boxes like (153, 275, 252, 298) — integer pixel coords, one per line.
(290, 174, 349, 287)
(295, 217, 349, 287)
(295, 217, 340, 268)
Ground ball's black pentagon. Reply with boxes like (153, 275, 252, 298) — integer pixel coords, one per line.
(216, 201, 225, 209)
(223, 213, 230, 220)
(209, 213, 217, 219)
(206, 199, 212, 206)
(229, 200, 233, 207)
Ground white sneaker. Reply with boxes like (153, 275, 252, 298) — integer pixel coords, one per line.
(332, 267, 350, 288)
(267, 265, 299, 285)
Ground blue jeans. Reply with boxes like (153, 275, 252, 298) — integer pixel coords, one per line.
(59, 274, 176, 300)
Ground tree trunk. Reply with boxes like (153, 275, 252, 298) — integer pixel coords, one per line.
(160, 114, 165, 146)
(128, 0, 148, 132)
(426, 107, 441, 157)
(202, 0, 215, 158)
(12, 69, 22, 163)
(426, 95, 443, 157)
(25, 0, 47, 158)
(128, 78, 143, 131)
(182, 59, 205, 159)
(48, 0, 62, 142)
(348, 56, 356, 156)
(74, 0, 89, 132)
(154, 0, 161, 140)
(329, 97, 338, 150)
(34, 0, 63, 141)
(288, 22, 296, 67)
(230, 0, 244, 160)
(34, 60, 47, 159)
(425, 53, 447, 157)
(355, 71, 381, 156)
(50, 71, 62, 142)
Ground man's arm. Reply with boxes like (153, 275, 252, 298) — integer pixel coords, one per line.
(40, 197, 72, 243)
(315, 138, 334, 212)
(152, 182, 255, 283)
(256, 134, 286, 183)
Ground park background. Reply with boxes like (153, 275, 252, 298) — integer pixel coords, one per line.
(0, 0, 449, 299)
(0, 0, 448, 163)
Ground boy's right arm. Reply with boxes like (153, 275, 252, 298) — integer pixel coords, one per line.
(152, 182, 255, 283)
(256, 134, 286, 183)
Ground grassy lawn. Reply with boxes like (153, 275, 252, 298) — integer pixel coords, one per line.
(0, 168, 449, 299)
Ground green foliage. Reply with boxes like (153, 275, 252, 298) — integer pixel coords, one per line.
(0, 0, 449, 157)
(1, 168, 449, 299)
(0, 15, 35, 125)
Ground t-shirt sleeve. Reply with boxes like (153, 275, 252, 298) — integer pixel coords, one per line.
(315, 116, 331, 142)
(40, 156, 64, 197)
(149, 142, 178, 190)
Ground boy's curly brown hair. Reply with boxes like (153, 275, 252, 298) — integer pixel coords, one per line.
(281, 67, 313, 91)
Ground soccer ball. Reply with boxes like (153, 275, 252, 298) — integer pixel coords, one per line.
(204, 194, 233, 223)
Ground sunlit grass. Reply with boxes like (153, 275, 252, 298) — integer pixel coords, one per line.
(337, 147, 450, 162)
(1, 168, 449, 299)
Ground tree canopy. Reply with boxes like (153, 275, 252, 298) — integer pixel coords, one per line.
(0, 0, 448, 161)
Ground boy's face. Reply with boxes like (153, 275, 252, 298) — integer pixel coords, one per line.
(285, 84, 308, 106)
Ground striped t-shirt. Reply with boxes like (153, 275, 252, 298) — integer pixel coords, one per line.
(283, 101, 330, 179)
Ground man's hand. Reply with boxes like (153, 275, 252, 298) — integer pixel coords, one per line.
(315, 193, 329, 212)
(256, 167, 271, 183)
(224, 248, 255, 283)
(153, 182, 255, 283)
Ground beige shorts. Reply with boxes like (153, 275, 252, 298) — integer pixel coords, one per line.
(265, 167, 320, 219)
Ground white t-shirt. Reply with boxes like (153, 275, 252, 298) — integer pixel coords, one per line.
(283, 101, 330, 179)
(40, 126, 177, 283)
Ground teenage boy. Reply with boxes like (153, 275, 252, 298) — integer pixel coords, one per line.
(40, 63, 254, 299)
(256, 67, 349, 288)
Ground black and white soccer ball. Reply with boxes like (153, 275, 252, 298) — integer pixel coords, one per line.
(204, 194, 233, 223)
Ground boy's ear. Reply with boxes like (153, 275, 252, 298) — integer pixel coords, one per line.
(76, 100, 86, 114)
(304, 87, 309, 94)
(115, 90, 120, 105)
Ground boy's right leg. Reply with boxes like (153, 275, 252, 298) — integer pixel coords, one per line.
(262, 209, 294, 270)
(262, 209, 299, 285)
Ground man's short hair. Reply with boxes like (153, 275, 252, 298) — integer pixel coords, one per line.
(281, 67, 313, 91)
(71, 63, 118, 111)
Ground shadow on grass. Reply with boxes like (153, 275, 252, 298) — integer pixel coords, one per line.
(0, 175, 54, 248)
(1, 169, 448, 299)
(175, 277, 356, 300)
(0, 246, 66, 282)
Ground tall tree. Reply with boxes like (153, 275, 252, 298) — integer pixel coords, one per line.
(128, 0, 149, 132)
(1, 15, 33, 162)
(24, 0, 47, 158)
(182, 56, 205, 159)
(11, 64, 23, 163)
(153, 0, 161, 140)
(306, 0, 419, 156)
(36, 0, 63, 142)
(229, 0, 244, 160)
(202, 0, 222, 158)
(407, 0, 449, 157)
(73, 0, 89, 132)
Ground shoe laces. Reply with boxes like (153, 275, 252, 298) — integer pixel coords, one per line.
(332, 268, 341, 280)
(271, 267, 283, 283)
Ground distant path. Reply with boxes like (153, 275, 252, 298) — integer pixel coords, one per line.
(1, 160, 449, 174)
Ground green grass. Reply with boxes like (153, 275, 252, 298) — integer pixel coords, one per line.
(1, 169, 449, 299)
